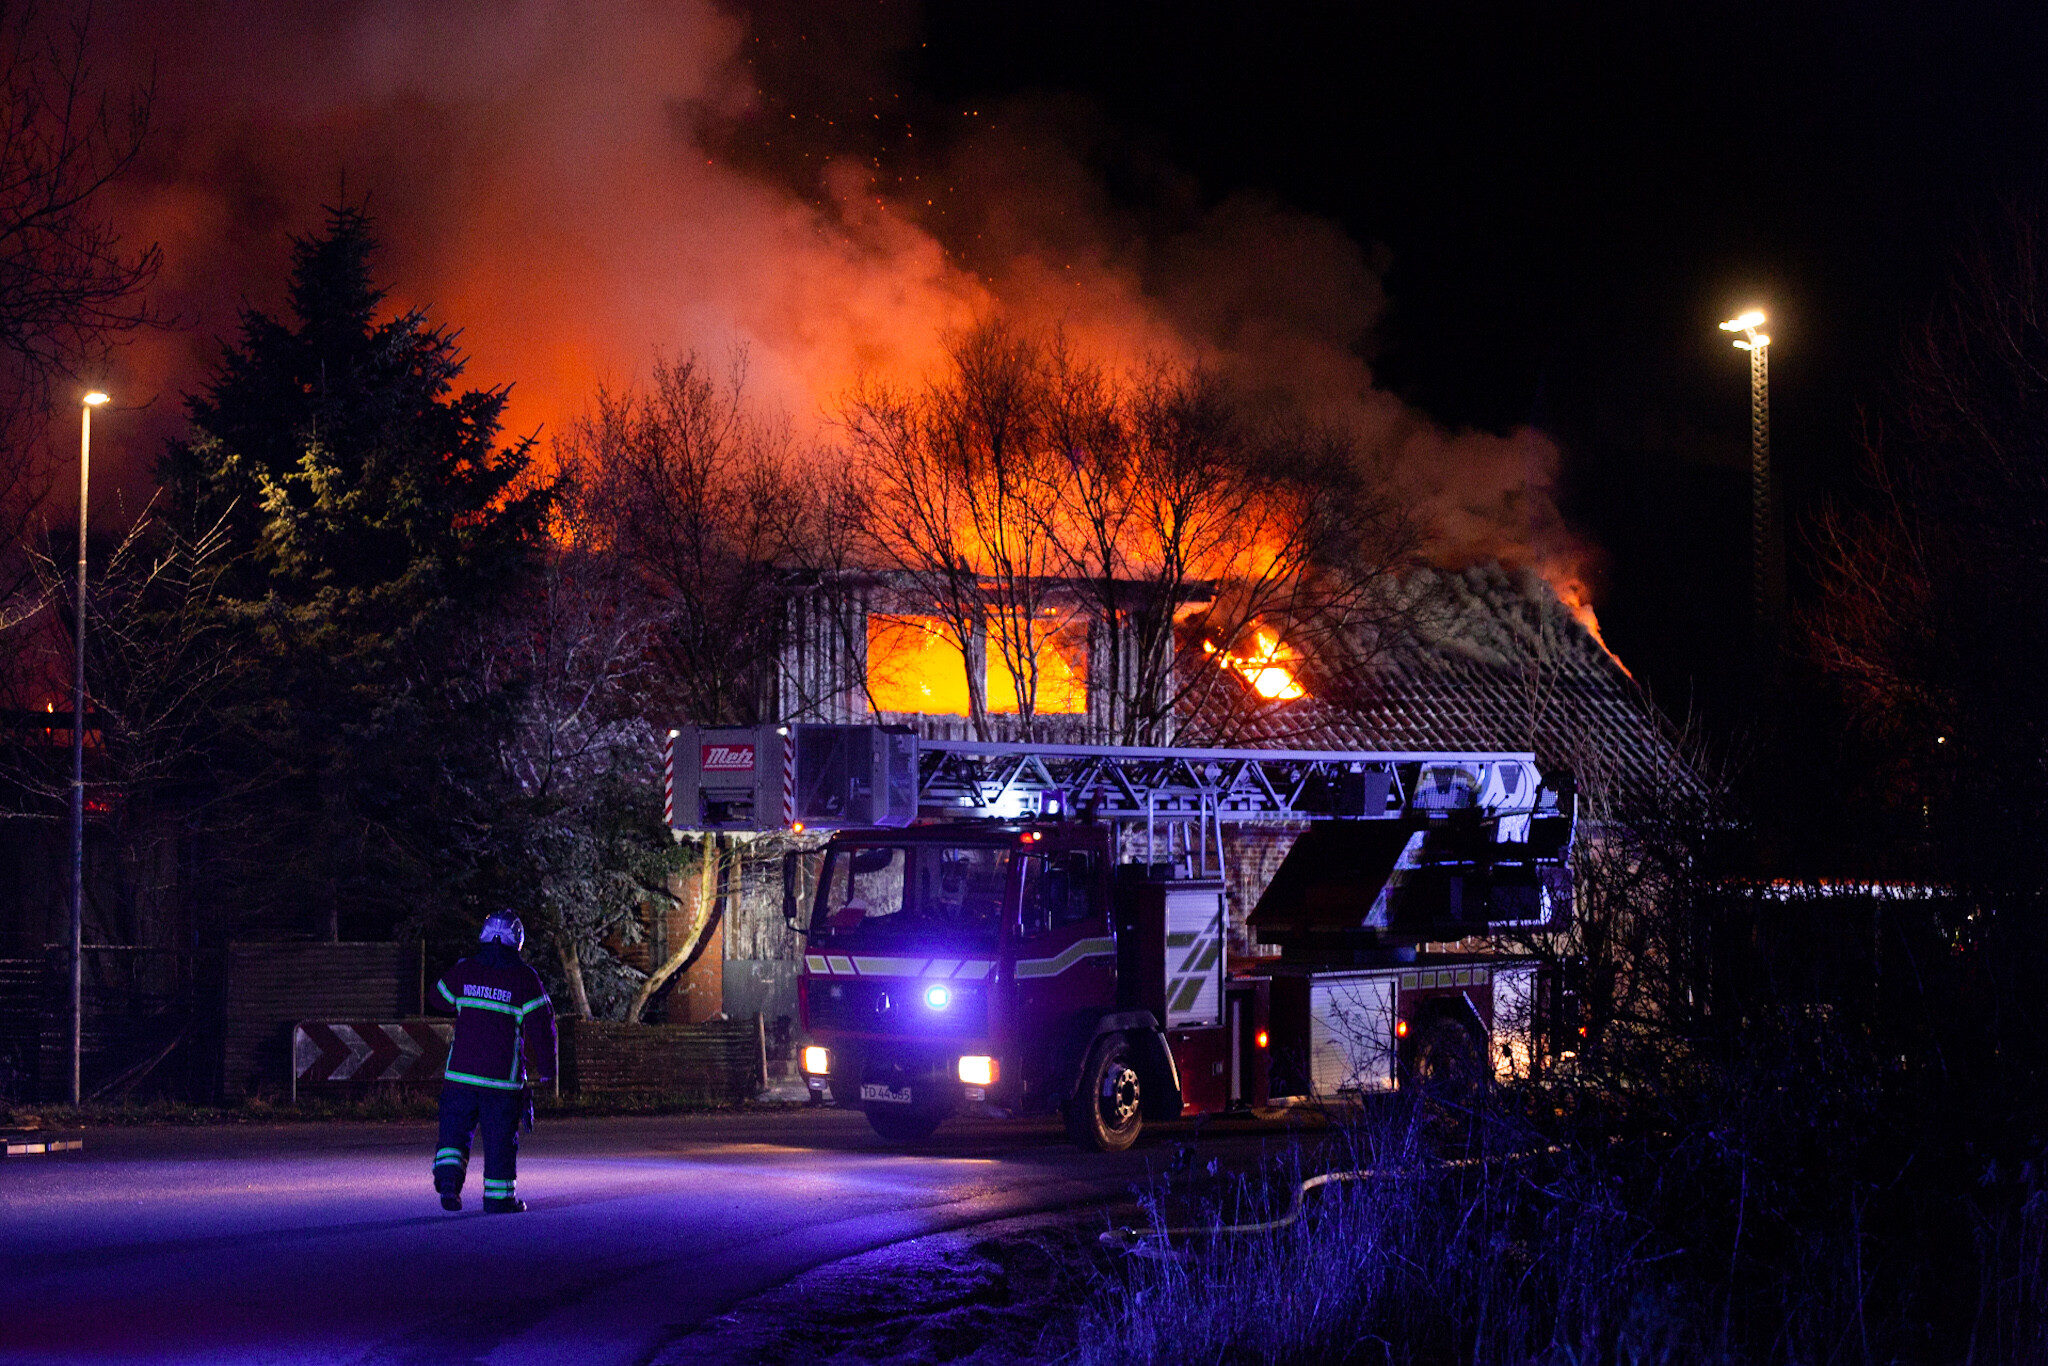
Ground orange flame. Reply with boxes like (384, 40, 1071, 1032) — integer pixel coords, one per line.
(865, 613, 1087, 715)
(1543, 565, 1632, 679)
(1212, 629, 1307, 700)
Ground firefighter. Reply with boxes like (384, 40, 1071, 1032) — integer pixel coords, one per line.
(428, 912, 556, 1213)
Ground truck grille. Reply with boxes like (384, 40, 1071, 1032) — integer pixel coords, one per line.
(808, 977, 989, 1037)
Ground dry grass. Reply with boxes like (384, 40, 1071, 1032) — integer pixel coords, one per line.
(1072, 1077, 2048, 1366)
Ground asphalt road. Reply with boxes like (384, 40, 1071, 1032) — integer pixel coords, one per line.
(0, 1106, 1305, 1366)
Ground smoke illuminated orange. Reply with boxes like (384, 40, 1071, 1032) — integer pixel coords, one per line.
(86, 0, 1608, 685)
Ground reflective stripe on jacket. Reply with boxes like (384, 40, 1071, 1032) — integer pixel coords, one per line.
(431, 944, 556, 1090)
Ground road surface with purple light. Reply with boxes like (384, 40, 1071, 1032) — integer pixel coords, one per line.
(0, 1107, 1298, 1365)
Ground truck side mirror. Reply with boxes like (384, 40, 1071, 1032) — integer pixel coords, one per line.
(782, 850, 804, 933)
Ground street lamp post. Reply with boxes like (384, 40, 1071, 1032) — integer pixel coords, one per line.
(1719, 310, 1773, 633)
(70, 390, 108, 1106)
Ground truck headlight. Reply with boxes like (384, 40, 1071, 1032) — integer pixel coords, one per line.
(801, 1045, 830, 1075)
(923, 983, 952, 1010)
(957, 1055, 998, 1087)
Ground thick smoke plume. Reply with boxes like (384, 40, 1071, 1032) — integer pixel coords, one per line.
(86, 0, 1595, 620)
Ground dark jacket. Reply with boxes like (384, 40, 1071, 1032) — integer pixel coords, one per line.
(432, 943, 556, 1091)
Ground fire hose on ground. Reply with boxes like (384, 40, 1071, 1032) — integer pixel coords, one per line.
(1100, 1146, 1559, 1259)
(1100, 1170, 1371, 1258)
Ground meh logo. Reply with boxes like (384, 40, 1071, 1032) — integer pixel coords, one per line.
(701, 743, 756, 772)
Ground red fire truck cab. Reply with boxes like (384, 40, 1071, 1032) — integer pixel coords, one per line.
(790, 821, 1260, 1149)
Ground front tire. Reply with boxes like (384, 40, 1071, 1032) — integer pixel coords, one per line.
(1065, 1033, 1145, 1152)
(1402, 1014, 1489, 1151)
(826, 1058, 862, 1110)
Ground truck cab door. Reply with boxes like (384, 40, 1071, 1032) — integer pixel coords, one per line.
(1013, 849, 1117, 1030)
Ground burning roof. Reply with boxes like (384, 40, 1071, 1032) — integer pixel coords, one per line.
(1229, 563, 1697, 812)
(773, 560, 1695, 813)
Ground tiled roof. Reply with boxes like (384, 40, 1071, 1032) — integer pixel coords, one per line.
(1221, 564, 1700, 812)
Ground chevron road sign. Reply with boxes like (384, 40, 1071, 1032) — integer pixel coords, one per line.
(291, 1021, 454, 1100)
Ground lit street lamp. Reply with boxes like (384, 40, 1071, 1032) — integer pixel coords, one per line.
(1719, 310, 1773, 633)
(70, 389, 108, 1106)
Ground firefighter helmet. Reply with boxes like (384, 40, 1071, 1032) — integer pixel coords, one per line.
(480, 912, 525, 951)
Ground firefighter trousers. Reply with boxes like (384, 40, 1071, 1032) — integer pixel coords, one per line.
(433, 1081, 523, 1203)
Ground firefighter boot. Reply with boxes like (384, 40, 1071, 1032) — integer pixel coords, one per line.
(483, 1177, 523, 1213)
(434, 1146, 467, 1211)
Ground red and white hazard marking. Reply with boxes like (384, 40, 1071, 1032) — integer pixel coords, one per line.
(2, 1134, 82, 1156)
(783, 736, 796, 825)
(663, 732, 676, 827)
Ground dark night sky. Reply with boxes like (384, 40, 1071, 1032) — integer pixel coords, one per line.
(794, 1, 2047, 711)
(81, 1, 2048, 715)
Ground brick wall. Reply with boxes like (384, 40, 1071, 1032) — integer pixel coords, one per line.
(559, 1015, 765, 1103)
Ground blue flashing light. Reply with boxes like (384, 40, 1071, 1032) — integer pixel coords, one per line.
(923, 983, 952, 1010)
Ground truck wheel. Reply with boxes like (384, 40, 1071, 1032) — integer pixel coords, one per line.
(1065, 1034, 1144, 1152)
(1404, 1015, 1487, 1103)
(864, 1106, 943, 1144)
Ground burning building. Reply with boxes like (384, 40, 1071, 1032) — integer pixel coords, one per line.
(766, 562, 1680, 786)
(773, 572, 1200, 745)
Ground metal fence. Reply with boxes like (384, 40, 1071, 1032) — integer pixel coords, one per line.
(0, 946, 224, 1104)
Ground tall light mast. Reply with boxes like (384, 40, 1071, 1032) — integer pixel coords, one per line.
(1719, 310, 1773, 634)
(70, 390, 108, 1105)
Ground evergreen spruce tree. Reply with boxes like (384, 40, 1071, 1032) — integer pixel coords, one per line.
(161, 206, 554, 941)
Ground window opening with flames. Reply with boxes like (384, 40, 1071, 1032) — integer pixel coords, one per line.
(867, 613, 1089, 716)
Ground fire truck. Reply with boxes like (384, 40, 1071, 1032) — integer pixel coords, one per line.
(667, 724, 1575, 1150)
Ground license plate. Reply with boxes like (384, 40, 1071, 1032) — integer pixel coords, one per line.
(860, 1083, 913, 1105)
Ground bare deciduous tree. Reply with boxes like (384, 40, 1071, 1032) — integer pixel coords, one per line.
(0, 505, 255, 955)
(458, 500, 671, 1020)
(530, 355, 833, 1019)
(566, 351, 802, 729)
(844, 321, 1071, 739)
(846, 322, 1417, 745)
(0, 4, 161, 620)
(1806, 206, 2048, 888)
(1139, 412, 1416, 746)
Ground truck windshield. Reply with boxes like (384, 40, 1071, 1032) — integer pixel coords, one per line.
(811, 844, 1013, 953)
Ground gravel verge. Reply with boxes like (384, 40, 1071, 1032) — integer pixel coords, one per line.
(651, 1211, 1124, 1366)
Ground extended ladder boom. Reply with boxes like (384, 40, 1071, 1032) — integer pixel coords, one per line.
(914, 737, 1548, 825)
(666, 724, 1567, 846)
